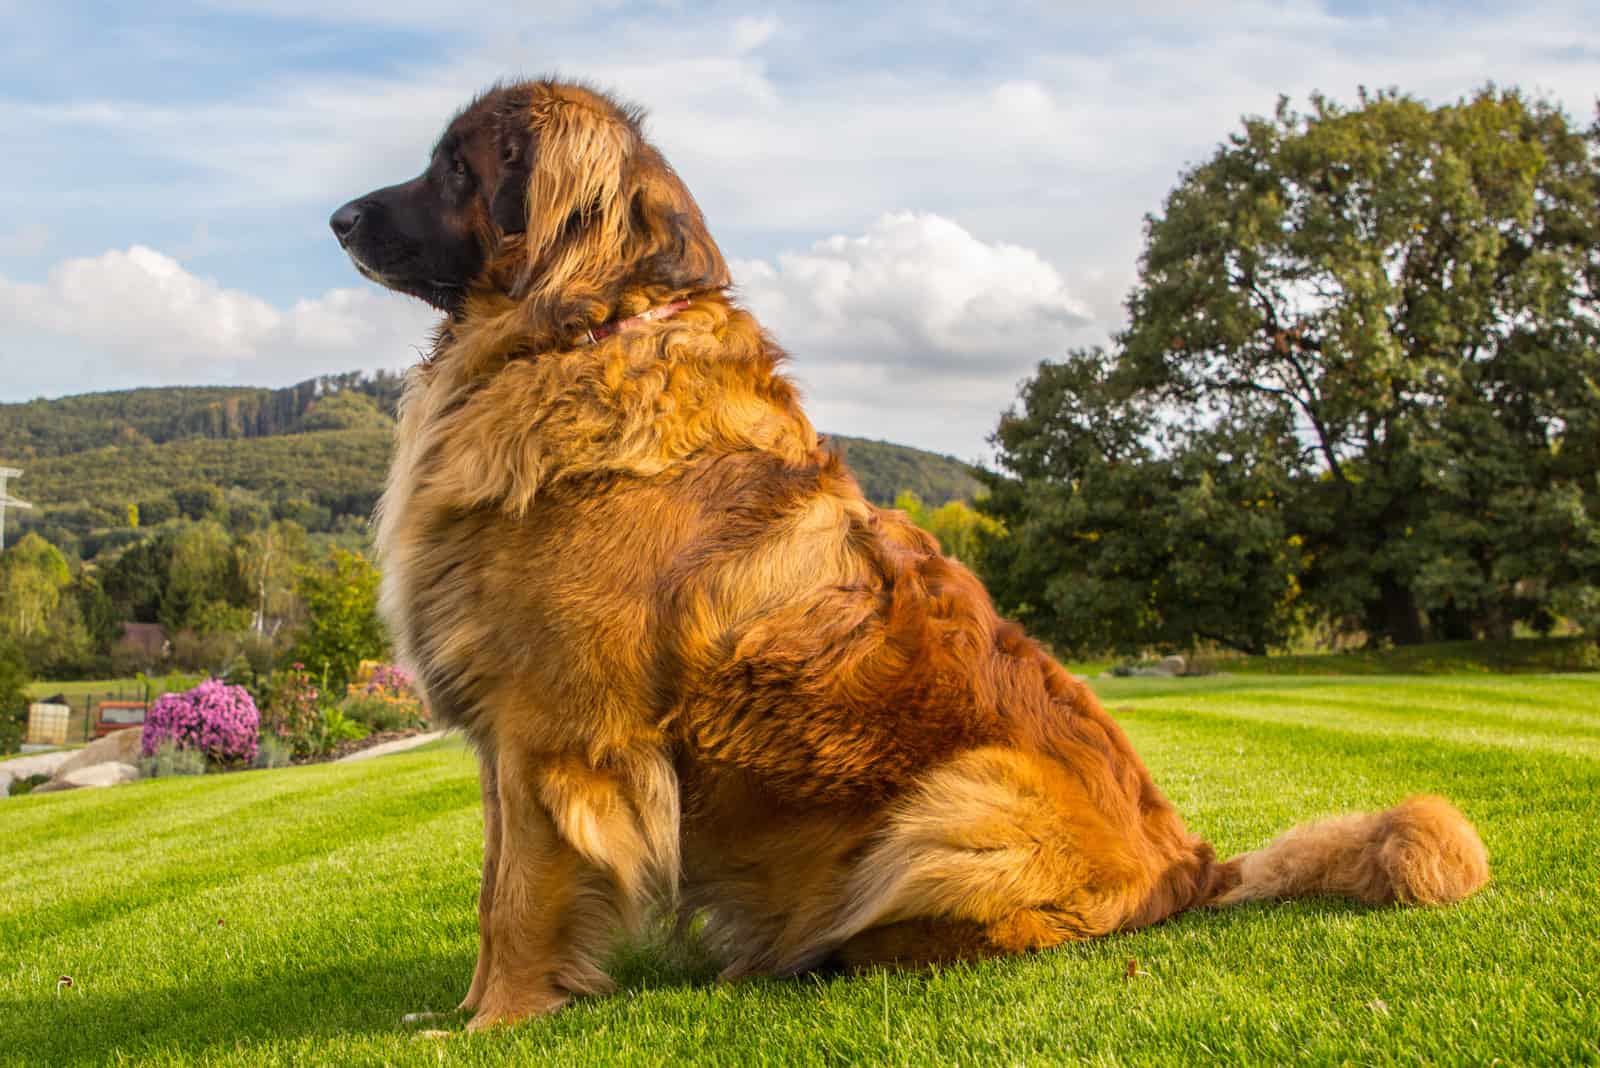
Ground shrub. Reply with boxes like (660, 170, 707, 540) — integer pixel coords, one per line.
(8, 772, 51, 796)
(259, 663, 323, 758)
(252, 734, 294, 769)
(140, 678, 259, 767)
(352, 661, 415, 695)
(138, 738, 208, 778)
(170, 626, 246, 675)
(339, 693, 426, 733)
(318, 706, 369, 751)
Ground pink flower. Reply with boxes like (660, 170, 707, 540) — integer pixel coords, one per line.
(140, 679, 260, 766)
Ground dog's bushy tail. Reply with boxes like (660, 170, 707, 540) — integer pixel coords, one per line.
(1210, 795, 1489, 908)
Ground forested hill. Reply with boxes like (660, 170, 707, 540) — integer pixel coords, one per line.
(0, 373, 405, 458)
(1, 376, 981, 555)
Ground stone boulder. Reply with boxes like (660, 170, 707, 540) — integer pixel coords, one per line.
(1, 749, 78, 798)
(58, 761, 140, 789)
(55, 728, 143, 777)
(1121, 655, 1189, 678)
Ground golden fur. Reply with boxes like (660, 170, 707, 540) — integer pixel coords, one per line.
(367, 81, 1490, 1029)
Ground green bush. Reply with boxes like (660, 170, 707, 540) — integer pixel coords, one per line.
(7, 773, 51, 796)
(138, 739, 208, 778)
(338, 692, 426, 733)
(291, 549, 387, 695)
(317, 707, 369, 751)
(251, 734, 294, 769)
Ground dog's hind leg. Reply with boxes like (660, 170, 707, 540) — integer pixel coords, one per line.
(829, 907, 1098, 971)
(459, 746, 502, 1013)
(803, 745, 1202, 973)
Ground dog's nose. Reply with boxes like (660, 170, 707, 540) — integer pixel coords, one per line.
(329, 201, 362, 243)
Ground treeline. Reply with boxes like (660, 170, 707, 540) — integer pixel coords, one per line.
(0, 517, 366, 682)
(832, 437, 982, 510)
(0, 371, 406, 459)
(20, 428, 393, 554)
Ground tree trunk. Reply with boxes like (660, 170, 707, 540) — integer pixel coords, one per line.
(1368, 575, 1426, 647)
(1477, 602, 1513, 644)
(1434, 603, 1476, 643)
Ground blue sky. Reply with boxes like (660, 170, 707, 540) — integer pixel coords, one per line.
(2, 1, 1596, 457)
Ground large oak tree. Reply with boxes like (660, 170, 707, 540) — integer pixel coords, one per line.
(983, 88, 1600, 650)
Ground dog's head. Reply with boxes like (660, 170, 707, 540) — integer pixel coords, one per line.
(331, 80, 728, 332)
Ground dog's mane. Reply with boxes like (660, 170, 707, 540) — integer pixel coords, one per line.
(399, 299, 823, 520)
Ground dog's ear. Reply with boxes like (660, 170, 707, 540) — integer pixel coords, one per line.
(490, 91, 534, 235)
(625, 151, 730, 293)
(518, 96, 633, 309)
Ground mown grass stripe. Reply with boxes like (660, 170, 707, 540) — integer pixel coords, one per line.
(0, 769, 480, 949)
(1132, 684, 1600, 757)
(1148, 678, 1600, 727)
(1091, 672, 1600, 716)
(1113, 684, 1600, 761)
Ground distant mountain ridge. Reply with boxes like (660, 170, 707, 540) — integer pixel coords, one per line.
(1, 376, 982, 554)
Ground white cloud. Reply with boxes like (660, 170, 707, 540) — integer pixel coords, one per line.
(0, 246, 438, 393)
(734, 213, 1094, 457)
(737, 212, 1089, 370)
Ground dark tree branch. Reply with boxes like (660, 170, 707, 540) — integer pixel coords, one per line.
(1234, 267, 1351, 485)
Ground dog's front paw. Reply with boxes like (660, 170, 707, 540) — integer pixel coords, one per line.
(465, 987, 570, 1031)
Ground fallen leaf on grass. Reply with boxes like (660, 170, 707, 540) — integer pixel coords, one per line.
(1124, 959, 1148, 980)
(57, 975, 74, 993)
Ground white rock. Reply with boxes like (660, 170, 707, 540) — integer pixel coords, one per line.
(55, 729, 143, 777)
(59, 761, 140, 789)
(0, 749, 76, 781)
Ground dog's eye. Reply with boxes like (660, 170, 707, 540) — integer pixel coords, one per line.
(452, 158, 468, 178)
(500, 142, 518, 164)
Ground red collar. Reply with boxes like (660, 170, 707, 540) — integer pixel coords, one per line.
(583, 300, 692, 345)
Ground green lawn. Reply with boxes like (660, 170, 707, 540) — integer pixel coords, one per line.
(4, 674, 1597, 1065)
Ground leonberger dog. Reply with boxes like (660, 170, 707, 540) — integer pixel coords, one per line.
(331, 79, 1489, 1029)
